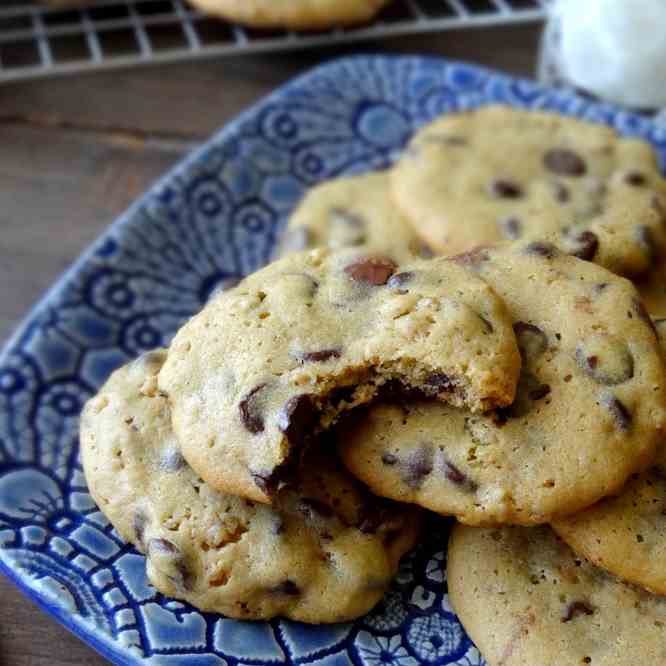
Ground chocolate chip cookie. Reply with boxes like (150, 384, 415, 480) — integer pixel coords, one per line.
(80, 350, 420, 623)
(447, 524, 666, 666)
(185, 0, 392, 30)
(392, 105, 666, 277)
(274, 172, 431, 263)
(158, 247, 521, 503)
(338, 241, 666, 525)
(550, 317, 666, 594)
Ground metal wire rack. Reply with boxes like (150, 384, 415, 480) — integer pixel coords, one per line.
(0, 0, 547, 83)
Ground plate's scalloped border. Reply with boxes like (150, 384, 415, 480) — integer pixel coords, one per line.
(1, 54, 665, 666)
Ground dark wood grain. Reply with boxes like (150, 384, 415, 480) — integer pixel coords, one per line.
(0, 23, 540, 665)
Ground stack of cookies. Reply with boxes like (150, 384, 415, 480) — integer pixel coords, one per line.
(81, 105, 666, 663)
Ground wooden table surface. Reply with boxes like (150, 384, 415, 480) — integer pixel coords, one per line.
(0, 22, 540, 665)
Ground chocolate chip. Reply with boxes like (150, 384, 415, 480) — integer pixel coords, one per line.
(148, 538, 194, 591)
(271, 580, 300, 596)
(625, 171, 647, 187)
(566, 230, 599, 261)
(603, 395, 632, 431)
(294, 349, 342, 363)
(524, 241, 558, 259)
(278, 227, 311, 255)
(160, 450, 187, 473)
(513, 322, 548, 359)
(328, 208, 366, 248)
(381, 453, 398, 466)
(423, 373, 455, 396)
(239, 384, 267, 434)
(562, 601, 594, 623)
(594, 282, 610, 295)
(328, 386, 356, 408)
(544, 149, 586, 176)
(444, 462, 467, 485)
(402, 446, 433, 489)
(133, 511, 148, 548)
(298, 498, 334, 519)
(278, 394, 318, 448)
(387, 271, 415, 293)
(344, 257, 396, 286)
(575, 337, 634, 385)
(498, 216, 522, 240)
(489, 179, 523, 199)
(553, 182, 570, 203)
(528, 384, 551, 400)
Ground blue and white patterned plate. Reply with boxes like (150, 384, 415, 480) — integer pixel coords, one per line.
(2, 55, 666, 666)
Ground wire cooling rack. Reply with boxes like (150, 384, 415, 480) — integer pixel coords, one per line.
(0, 0, 547, 83)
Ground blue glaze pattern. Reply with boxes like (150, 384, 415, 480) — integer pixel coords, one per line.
(1, 55, 665, 665)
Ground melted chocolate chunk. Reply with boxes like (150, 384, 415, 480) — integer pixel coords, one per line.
(344, 257, 396, 286)
(567, 230, 599, 261)
(294, 348, 342, 363)
(239, 384, 267, 434)
(402, 446, 434, 489)
(625, 171, 647, 187)
(278, 394, 318, 448)
(133, 511, 148, 548)
(528, 384, 551, 401)
(160, 449, 187, 473)
(562, 601, 594, 623)
(424, 373, 455, 395)
(499, 216, 522, 240)
(271, 580, 300, 596)
(524, 241, 558, 259)
(298, 498, 334, 519)
(513, 322, 548, 359)
(328, 385, 356, 408)
(252, 454, 299, 497)
(603, 395, 632, 431)
(543, 149, 586, 176)
(489, 179, 523, 199)
(444, 462, 467, 485)
(387, 271, 415, 293)
(381, 453, 398, 466)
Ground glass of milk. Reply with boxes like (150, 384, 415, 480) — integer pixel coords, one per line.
(538, 0, 666, 115)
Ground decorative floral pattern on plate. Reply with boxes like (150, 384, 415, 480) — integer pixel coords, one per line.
(1, 55, 665, 666)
